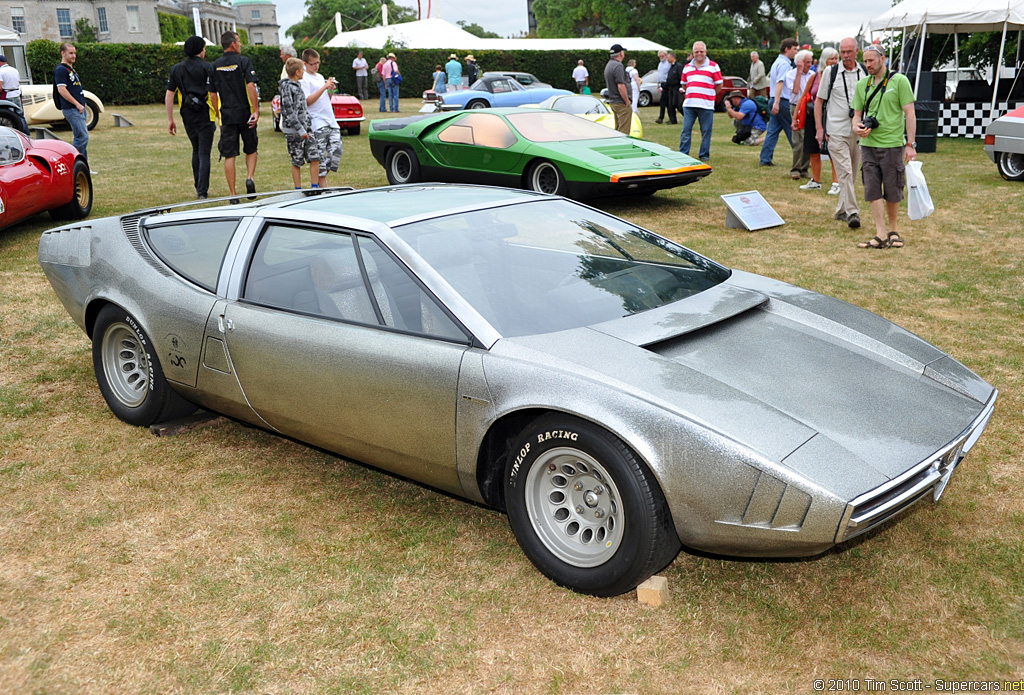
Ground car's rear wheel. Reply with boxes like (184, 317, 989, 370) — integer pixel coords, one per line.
(526, 160, 566, 196)
(49, 159, 93, 221)
(997, 151, 1024, 181)
(638, 91, 652, 108)
(92, 305, 196, 427)
(467, 100, 488, 109)
(504, 414, 680, 596)
(85, 99, 100, 130)
(385, 146, 420, 184)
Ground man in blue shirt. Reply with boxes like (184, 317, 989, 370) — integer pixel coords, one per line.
(758, 38, 798, 166)
(724, 91, 766, 145)
(445, 54, 462, 91)
(55, 43, 89, 162)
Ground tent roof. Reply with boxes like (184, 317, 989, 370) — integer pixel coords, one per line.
(868, 0, 1024, 33)
(0, 24, 22, 42)
(324, 17, 669, 52)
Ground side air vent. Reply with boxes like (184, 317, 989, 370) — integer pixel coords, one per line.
(121, 216, 172, 277)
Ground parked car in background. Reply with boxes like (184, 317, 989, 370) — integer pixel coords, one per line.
(272, 93, 365, 135)
(601, 69, 660, 107)
(20, 84, 105, 131)
(431, 75, 571, 110)
(0, 125, 92, 230)
(524, 93, 643, 138)
(714, 76, 749, 111)
(478, 71, 552, 90)
(38, 183, 997, 596)
(0, 99, 29, 134)
(984, 103, 1024, 180)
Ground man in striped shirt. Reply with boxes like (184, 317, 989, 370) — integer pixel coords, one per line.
(678, 41, 722, 163)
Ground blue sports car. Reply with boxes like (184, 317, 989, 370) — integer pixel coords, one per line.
(431, 74, 572, 111)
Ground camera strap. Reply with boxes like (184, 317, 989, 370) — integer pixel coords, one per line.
(863, 71, 890, 118)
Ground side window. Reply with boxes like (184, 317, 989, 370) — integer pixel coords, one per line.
(438, 124, 475, 145)
(357, 237, 468, 342)
(438, 113, 516, 149)
(0, 130, 26, 165)
(146, 219, 239, 292)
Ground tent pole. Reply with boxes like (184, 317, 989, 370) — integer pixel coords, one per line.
(914, 22, 927, 96)
(992, 21, 1008, 116)
(899, 29, 906, 72)
(954, 31, 960, 90)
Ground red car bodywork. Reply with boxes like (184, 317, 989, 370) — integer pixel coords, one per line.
(0, 127, 89, 230)
(271, 94, 365, 135)
(714, 76, 750, 111)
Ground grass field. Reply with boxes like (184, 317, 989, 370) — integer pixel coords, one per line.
(1, 100, 1022, 694)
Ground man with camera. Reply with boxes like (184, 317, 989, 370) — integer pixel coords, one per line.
(815, 37, 866, 229)
(852, 43, 916, 249)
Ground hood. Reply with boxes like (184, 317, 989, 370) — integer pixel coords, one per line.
(499, 272, 993, 495)
(530, 138, 708, 175)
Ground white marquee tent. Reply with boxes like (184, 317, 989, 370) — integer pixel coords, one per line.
(868, 0, 1024, 112)
(324, 17, 669, 52)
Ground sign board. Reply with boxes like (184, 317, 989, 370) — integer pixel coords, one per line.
(720, 190, 785, 231)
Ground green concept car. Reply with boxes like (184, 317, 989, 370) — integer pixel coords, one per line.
(368, 108, 712, 199)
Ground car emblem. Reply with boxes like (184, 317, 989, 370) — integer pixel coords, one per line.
(652, 162, 660, 167)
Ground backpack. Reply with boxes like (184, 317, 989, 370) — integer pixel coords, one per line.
(371, 65, 382, 83)
(751, 95, 770, 122)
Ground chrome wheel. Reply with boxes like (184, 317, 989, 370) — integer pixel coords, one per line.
(529, 161, 562, 194)
(101, 321, 151, 408)
(997, 151, 1024, 181)
(524, 447, 625, 567)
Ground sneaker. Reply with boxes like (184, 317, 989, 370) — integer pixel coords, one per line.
(828, 182, 841, 195)
(759, 161, 775, 167)
(799, 180, 822, 190)
(700, 156, 710, 163)
(245, 178, 256, 200)
(847, 213, 861, 229)
(835, 211, 849, 222)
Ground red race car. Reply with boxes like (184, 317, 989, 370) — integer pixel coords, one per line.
(0, 126, 93, 231)
(272, 93, 365, 135)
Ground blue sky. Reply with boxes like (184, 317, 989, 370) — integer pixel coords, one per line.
(275, 0, 897, 44)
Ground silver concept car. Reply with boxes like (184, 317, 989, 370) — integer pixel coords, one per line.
(39, 185, 997, 596)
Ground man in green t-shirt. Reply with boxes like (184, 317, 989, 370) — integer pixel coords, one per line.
(852, 44, 917, 249)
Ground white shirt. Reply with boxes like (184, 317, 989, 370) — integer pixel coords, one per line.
(352, 57, 368, 77)
(572, 65, 588, 82)
(301, 71, 336, 131)
(0, 63, 20, 96)
(817, 62, 866, 137)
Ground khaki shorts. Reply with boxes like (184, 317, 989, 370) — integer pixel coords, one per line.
(860, 145, 905, 203)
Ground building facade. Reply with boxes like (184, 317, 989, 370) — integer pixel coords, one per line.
(0, 0, 279, 47)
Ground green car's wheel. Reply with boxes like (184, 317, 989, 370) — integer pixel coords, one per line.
(467, 100, 488, 109)
(386, 146, 420, 184)
(504, 413, 680, 596)
(526, 160, 566, 196)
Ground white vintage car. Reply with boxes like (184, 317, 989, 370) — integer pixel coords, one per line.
(20, 84, 105, 131)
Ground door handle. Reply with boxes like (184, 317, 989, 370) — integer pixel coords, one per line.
(218, 314, 234, 332)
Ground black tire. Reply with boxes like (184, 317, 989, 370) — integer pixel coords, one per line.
(385, 146, 420, 184)
(92, 305, 196, 426)
(504, 414, 680, 596)
(0, 111, 22, 131)
(49, 159, 93, 221)
(85, 99, 100, 130)
(638, 91, 652, 108)
(467, 100, 488, 109)
(346, 124, 361, 136)
(997, 151, 1024, 181)
(525, 159, 566, 196)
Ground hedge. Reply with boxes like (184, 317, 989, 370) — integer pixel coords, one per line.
(26, 40, 763, 106)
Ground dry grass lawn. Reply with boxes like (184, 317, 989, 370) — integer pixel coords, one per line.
(1, 100, 1022, 694)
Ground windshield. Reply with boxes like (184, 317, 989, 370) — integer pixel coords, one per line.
(506, 110, 626, 142)
(394, 199, 730, 338)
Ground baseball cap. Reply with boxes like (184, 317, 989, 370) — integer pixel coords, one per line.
(609, 44, 625, 54)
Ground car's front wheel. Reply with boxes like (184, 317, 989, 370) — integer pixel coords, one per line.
(638, 91, 652, 108)
(85, 99, 100, 130)
(467, 100, 488, 109)
(385, 146, 420, 184)
(997, 151, 1024, 181)
(504, 414, 680, 596)
(50, 159, 93, 221)
(525, 160, 566, 196)
(92, 305, 196, 426)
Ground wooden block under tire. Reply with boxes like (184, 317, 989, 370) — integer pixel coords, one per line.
(636, 575, 669, 607)
(149, 411, 221, 437)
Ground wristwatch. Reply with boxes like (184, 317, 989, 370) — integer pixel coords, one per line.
(909, 141, 917, 148)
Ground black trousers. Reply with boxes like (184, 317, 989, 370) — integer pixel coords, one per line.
(184, 118, 216, 197)
(662, 86, 683, 124)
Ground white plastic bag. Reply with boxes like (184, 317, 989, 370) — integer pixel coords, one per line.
(906, 160, 934, 220)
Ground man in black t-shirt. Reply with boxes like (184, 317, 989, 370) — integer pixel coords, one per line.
(211, 31, 259, 199)
(166, 36, 219, 199)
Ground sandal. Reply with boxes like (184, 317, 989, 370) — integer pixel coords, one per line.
(857, 236, 888, 249)
(887, 232, 904, 248)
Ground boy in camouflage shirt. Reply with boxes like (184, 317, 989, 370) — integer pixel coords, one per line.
(279, 57, 320, 188)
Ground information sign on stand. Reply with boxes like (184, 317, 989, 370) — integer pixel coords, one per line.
(720, 191, 785, 231)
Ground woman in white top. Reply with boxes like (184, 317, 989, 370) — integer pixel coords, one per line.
(626, 59, 642, 113)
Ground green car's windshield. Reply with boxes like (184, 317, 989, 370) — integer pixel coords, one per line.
(394, 199, 730, 338)
(505, 111, 627, 142)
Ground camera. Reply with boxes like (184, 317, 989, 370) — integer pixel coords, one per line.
(861, 115, 879, 130)
(848, 107, 855, 119)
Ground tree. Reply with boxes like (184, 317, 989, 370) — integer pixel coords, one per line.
(75, 18, 99, 43)
(532, 0, 811, 50)
(287, 0, 418, 42)
(457, 20, 501, 39)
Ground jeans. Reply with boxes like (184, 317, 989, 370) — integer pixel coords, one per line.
(62, 107, 89, 161)
(679, 106, 714, 160)
(386, 77, 399, 112)
(184, 119, 215, 197)
(378, 81, 386, 111)
(758, 98, 792, 165)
